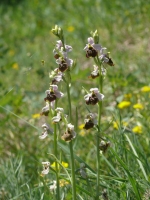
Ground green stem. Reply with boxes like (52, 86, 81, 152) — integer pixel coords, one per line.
(66, 81, 72, 119)
(69, 141, 76, 200)
(96, 56, 103, 199)
(66, 72, 76, 200)
(53, 100, 60, 200)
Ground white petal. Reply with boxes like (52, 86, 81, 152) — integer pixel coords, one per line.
(87, 37, 94, 44)
(52, 115, 61, 123)
(39, 131, 48, 139)
(96, 93, 105, 101)
(84, 94, 91, 101)
(65, 45, 72, 52)
(66, 58, 73, 67)
(83, 45, 89, 51)
(67, 123, 74, 130)
(42, 161, 50, 166)
(45, 90, 50, 95)
(55, 107, 64, 112)
(55, 91, 64, 98)
(41, 167, 49, 175)
(72, 131, 76, 139)
(50, 85, 58, 91)
(90, 88, 99, 93)
(93, 44, 101, 51)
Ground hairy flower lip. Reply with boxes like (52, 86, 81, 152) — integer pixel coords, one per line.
(62, 123, 76, 142)
(84, 37, 102, 58)
(83, 113, 97, 129)
(84, 88, 104, 105)
(45, 85, 64, 102)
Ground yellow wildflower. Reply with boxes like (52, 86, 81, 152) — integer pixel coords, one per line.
(51, 161, 68, 170)
(32, 113, 41, 119)
(61, 161, 68, 168)
(113, 121, 128, 129)
(124, 93, 132, 99)
(141, 86, 150, 92)
(132, 125, 142, 134)
(12, 63, 19, 70)
(51, 162, 57, 170)
(67, 26, 75, 32)
(79, 130, 86, 136)
(59, 179, 69, 187)
(122, 121, 128, 127)
(113, 121, 119, 129)
(78, 124, 86, 136)
(79, 124, 85, 129)
(118, 101, 131, 109)
(133, 103, 144, 110)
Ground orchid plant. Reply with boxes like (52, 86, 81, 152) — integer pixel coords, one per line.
(38, 25, 114, 200)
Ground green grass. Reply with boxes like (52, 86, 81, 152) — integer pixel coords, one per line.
(0, 0, 150, 199)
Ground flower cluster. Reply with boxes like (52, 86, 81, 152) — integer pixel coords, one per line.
(39, 26, 77, 184)
(83, 30, 114, 155)
(39, 26, 77, 140)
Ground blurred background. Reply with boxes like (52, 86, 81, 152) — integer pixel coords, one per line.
(0, 0, 150, 199)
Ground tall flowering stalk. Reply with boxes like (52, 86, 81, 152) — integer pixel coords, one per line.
(84, 30, 114, 199)
(51, 25, 77, 200)
(38, 26, 114, 199)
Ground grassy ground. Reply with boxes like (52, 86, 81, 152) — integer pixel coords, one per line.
(0, 0, 150, 199)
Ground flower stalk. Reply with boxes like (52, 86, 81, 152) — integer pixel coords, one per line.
(66, 73, 77, 200)
(96, 57, 103, 198)
(53, 100, 60, 200)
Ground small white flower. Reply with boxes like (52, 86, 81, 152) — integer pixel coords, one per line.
(39, 123, 53, 140)
(90, 88, 105, 101)
(49, 68, 63, 84)
(52, 113, 62, 123)
(62, 123, 76, 142)
(44, 85, 64, 103)
(84, 88, 104, 105)
(101, 67, 106, 76)
(41, 161, 50, 175)
(41, 102, 50, 116)
(99, 48, 114, 66)
(50, 180, 57, 192)
(55, 107, 64, 112)
(85, 113, 97, 124)
(67, 123, 76, 139)
(84, 113, 97, 130)
(52, 108, 65, 123)
(55, 40, 72, 52)
(90, 65, 99, 79)
(51, 85, 62, 97)
(84, 37, 102, 52)
(56, 56, 73, 67)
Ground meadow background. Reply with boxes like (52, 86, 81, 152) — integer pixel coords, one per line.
(0, 0, 150, 199)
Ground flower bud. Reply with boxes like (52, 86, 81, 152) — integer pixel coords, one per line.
(92, 30, 99, 44)
(51, 25, 59, 36)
